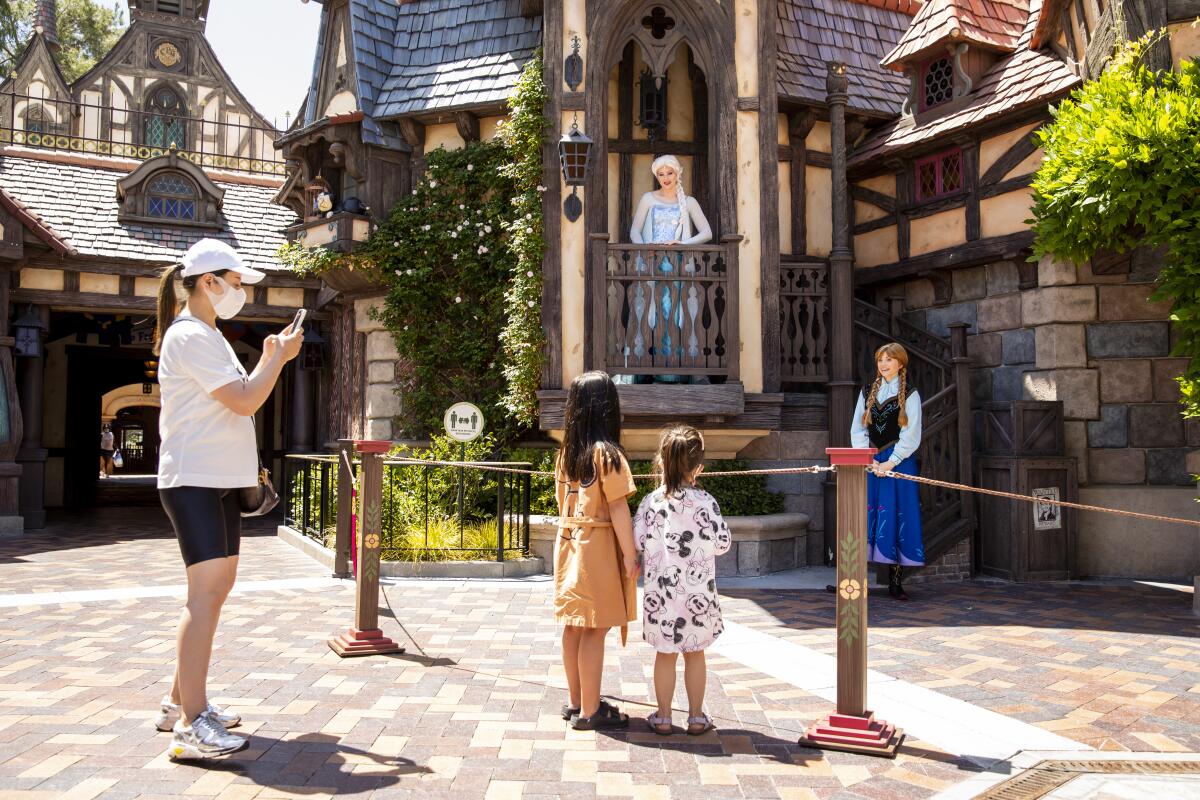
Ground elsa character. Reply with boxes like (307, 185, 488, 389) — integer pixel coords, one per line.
(624, 156, 713, 383)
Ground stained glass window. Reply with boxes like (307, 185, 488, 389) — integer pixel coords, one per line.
(146, 172, 197, 220)
(24, 105, 46, 134)
(144, 87, 186, 149)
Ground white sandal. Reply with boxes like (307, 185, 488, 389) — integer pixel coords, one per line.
(686, 713, 715, 736)
(647, 712, 673, 736)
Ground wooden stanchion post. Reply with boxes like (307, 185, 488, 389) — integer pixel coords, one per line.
(800, 447, 903, 757)
(328, 440, 404, 658)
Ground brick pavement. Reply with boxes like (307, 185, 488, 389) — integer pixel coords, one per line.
(0, 508, 1197, 799)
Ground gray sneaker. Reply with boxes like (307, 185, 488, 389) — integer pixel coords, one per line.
(154, 696, 241, 732)
(167, 711, 248, 760)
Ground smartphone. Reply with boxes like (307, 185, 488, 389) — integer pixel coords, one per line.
(291, 308, 307, 331)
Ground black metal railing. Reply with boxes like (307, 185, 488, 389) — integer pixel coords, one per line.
(379, 460, 531, 561)
(0, 90, 285, 176)
(284, 455, 339, 547)
(283, 453, 532, 562)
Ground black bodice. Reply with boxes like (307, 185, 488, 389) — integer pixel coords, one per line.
(864, 387, 902, 449)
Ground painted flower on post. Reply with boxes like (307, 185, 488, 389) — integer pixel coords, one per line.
(838, 578, 862, 601)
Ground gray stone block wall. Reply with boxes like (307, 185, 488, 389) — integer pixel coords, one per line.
(874, 253, 1191, 489)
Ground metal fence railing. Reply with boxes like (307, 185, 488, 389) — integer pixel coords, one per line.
(283, 452, 532, 564)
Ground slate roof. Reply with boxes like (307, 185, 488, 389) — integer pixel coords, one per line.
(882, 0, 1030, 67)
(374, 0, 541, 119)
(777, 0, 915, 117)
(850, 0, 1079, 165)
(0, 155, 297, 271)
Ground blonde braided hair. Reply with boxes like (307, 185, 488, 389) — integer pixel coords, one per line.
(862, 342, 911, 427)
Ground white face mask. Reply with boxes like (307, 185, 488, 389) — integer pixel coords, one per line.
(204, 276, 246, 320)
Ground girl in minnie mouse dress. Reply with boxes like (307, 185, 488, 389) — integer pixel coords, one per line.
(634, 425, 732, 736)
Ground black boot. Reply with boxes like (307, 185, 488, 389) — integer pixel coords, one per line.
(891, 565, 909, 601)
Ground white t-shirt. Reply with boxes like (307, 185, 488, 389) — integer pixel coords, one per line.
(157, 315, 258, 489)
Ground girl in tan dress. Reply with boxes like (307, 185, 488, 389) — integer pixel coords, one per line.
(554, 371, 640, 730)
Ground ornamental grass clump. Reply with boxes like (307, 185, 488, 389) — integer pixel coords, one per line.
(1030, 33, 1200, 418)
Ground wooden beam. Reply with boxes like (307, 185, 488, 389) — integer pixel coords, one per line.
(980, 173, 1035, 198)
(618, 43, 634, 239)
(850, 185, 895, 212)
(759, 0, 781, 392)
(397, 117, 425, 150)
(963, 141, 981, 242)
(788, 110, 817, 257)
(454, 111, 480, 144)
(606, 138, 706, 156)
(980, 130, 1039, 185)
(807, 151, 832, 169)
(520, 0, 542, 15)
(894, 162, 912, 261)
(853, 231, 1037, 285)
(540, 0, 563, 391)
(1168, 0, 1200, 19)
(11, 288, 315, 322)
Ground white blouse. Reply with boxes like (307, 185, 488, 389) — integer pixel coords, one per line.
(850, 375, 923, 463)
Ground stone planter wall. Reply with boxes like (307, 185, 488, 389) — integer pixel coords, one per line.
(529, 512, 810, 577)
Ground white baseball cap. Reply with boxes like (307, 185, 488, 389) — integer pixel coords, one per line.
(180, 238, 266, 284)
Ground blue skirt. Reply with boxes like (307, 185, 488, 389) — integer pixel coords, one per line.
(866, 444, 925, 566)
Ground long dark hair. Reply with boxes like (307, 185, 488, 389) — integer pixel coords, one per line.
(558, 371, 623, 484)
(655, 425, 704, 494)
(153, 264, 230, 355)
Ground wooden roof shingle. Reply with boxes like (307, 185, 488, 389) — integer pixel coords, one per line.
(777, 0, 915, 117)
(881, 0, 1030, 68)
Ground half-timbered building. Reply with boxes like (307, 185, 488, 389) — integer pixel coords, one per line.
(0, 0, 316, 531)
(285, 0, 1200, 583)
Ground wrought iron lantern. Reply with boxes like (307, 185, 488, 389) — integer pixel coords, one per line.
(301, 323, 326, 371)
(638, 69, 668, 142)
(557, 119, 593, 223)
(564, 35, 583, 91)
(12, 304, 46, 358)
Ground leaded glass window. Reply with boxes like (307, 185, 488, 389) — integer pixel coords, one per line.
(922, 57, 954, 110)
(915, 149, 964, 202)
(146, 172, 197, 220)
(144, 87, 186, 149)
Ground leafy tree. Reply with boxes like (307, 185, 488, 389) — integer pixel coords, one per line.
(1030, 32, 1200, 419)
(0, 0, 126, 83)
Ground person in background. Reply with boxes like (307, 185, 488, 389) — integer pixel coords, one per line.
(99, 424, 115, 479)
(153, 238, 302, 759)
(634, 425, 731, 736)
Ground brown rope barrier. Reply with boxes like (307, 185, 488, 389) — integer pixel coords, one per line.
(381, 456, 835, 479)
(878, 468, 1200, 529)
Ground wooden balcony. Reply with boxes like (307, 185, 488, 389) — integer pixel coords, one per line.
(590, 234, 740, 382)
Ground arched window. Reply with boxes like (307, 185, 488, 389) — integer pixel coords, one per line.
(23, 104, 46, 134)
(144, 86, 187, 149)
(145, 172, 197, 220)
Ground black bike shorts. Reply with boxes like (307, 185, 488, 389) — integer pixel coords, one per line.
(159, 486, 242, 567)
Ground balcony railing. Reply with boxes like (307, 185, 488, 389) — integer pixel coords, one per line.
(591, 236, 740, 380)
(0, 91, 285, 176)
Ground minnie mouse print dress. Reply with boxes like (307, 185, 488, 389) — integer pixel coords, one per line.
(633, 487, 733, 653)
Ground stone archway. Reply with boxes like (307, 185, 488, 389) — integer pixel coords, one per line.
(100, 383, 161, 423)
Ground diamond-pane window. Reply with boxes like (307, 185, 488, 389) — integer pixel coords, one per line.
(144, 87, 186, 148)
(915, 149, 964, 201)
(921, 57, 954, 110)
(146, 172, 197, 220)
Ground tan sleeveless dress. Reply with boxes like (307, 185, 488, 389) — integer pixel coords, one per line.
(553, 451, 638, 640)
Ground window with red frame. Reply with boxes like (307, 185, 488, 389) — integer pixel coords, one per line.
(920, 56, 954, 111)
(915, 149, 963, 201)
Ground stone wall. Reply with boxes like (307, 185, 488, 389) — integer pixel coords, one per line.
(876, 252, 1197, 581)
(893, 254, 1194, 489)
(905, 538, 972, 585)
(737, 431, 829, 566)
(354, 296, 403, 441)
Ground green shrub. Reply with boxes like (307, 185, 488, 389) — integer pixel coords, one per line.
(628, 459, 785, 516)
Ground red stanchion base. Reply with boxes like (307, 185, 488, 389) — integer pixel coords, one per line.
(799, 712, 904, 758)
(327, 628, 405, 658)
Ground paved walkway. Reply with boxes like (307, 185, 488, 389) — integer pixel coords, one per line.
(0, 509, 1198, 799)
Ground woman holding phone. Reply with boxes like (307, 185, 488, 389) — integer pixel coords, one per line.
(152, 238, 303, 759)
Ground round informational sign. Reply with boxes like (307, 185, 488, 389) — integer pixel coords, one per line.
(443, 402, 485, 442)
